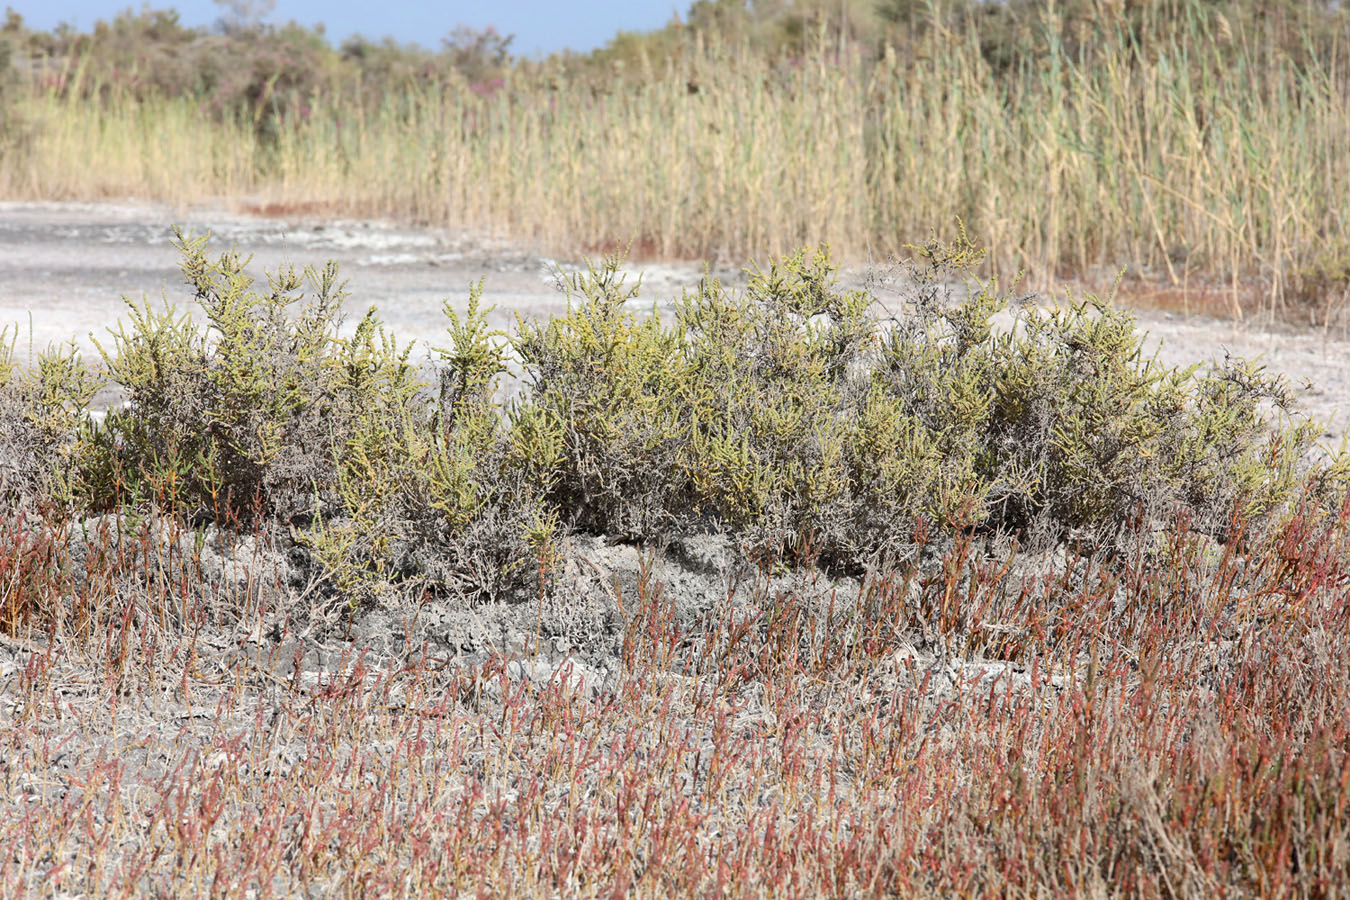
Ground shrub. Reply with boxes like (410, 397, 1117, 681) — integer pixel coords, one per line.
(90, 229, 378, 523)
(516, 231, 1341, 571)
(4, 229, 1341, 605)
(84, 234, 561, 604)
(515, 256, 693, 539)
(0, 330, 103, 517)
(316, 284, 563, 603)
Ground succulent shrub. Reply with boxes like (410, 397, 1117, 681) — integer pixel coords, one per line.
(86, 232, 566, 603)
(90, 228, 373, 523)
(676, 247, 888, 564)
(7, 228, 1339, 606)
(342, 284, 564, 602)
(514, 255, 694, 539)
(512, 233, 1341, 572)
(0, 331, 103, 517)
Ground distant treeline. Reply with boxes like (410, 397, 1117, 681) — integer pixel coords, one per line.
(4, 0, 1348, 115)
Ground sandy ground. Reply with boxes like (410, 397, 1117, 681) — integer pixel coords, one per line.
(1, 199, 1346, 445)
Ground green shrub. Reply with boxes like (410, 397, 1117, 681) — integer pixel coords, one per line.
(516, 231, 1340, 570)
(0, 330, 103, 517)
(23, 348, 103, 514)
(90, 229, 375, 522)
(515, 256, 693, 539)
(319, 284, 563, 603)
(85, 231, 561, 604)
(677, 247, 893, 563)
(4, 229, 1340, 604)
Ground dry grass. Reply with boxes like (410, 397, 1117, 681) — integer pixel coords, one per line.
(1, 493, 1348, 898)
(4, 10, 1349, 322)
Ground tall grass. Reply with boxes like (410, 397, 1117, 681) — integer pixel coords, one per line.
(4, 8, 1349, 318)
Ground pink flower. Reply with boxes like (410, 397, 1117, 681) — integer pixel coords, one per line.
(469, 78, 505, 97)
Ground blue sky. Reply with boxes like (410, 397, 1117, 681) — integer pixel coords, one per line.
(10, 1, 684, 57)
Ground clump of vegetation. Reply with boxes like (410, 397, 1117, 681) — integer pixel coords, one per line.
(522, 229, 1339, 572)
(0, 330, 102, 517)
(1, 230, 1343, 611)
(0, 5, 511, 124)
(75, 230, 557, 603)
(86, 231, 406, 524)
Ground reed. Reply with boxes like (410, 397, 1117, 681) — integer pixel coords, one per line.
(3, 4, 1347, 319)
